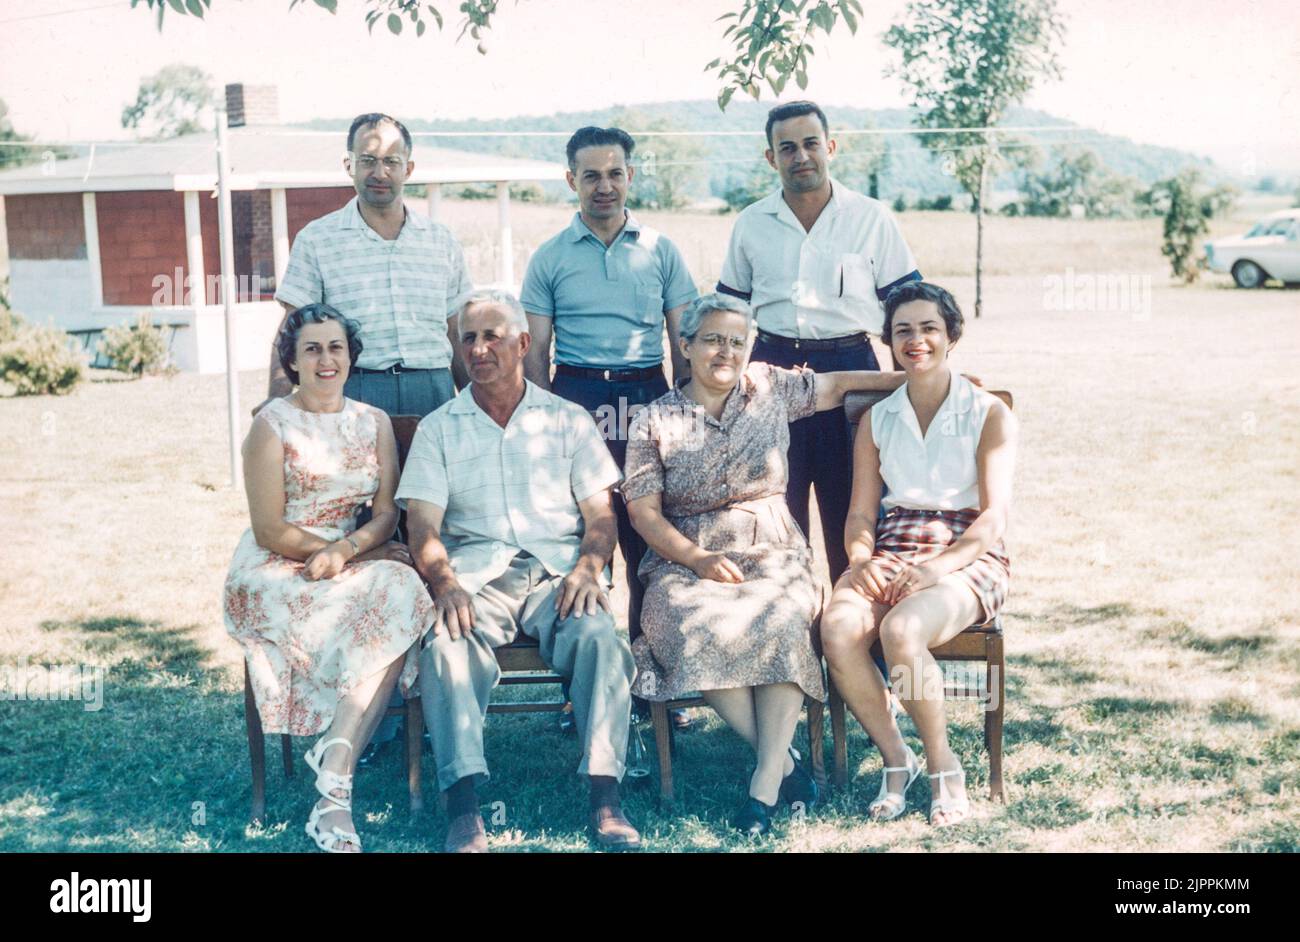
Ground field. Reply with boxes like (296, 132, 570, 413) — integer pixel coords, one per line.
(1, 201, 1298, 852)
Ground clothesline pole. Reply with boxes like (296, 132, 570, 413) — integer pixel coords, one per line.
(215, 106, 244, 491)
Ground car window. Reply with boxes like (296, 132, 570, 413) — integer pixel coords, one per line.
(1266, 220, 1293, 236)
(1246, 223, 1267, 237)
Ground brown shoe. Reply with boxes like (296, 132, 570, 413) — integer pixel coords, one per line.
(589, 806, 642, 852)
(444, 812, 488, 853)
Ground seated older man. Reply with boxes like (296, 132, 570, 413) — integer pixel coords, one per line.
(397, 289, 640, 853)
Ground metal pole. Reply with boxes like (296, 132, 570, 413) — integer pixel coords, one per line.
(215, 106, 243, 490)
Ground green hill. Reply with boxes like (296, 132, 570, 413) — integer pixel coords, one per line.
(303, 101, 1228, 203)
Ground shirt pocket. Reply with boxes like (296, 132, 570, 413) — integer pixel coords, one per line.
(838, 254, 876, 301)
(633, 281, 664, 326)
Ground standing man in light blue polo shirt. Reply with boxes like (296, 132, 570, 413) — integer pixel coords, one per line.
(522, 126, 699, 678)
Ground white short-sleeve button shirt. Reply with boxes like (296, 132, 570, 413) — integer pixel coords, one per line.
(718, 180, 920, 339)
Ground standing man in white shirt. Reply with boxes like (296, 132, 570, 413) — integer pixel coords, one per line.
(717, 101, 923, 583)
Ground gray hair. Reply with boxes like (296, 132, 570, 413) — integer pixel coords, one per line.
(679, 292, 756, 341)
(462, 288, 529, 333)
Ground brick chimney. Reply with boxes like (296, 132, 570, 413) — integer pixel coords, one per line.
(225, 84, 279, 128)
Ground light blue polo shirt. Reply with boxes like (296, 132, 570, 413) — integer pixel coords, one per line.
(521, 212, 700, 369)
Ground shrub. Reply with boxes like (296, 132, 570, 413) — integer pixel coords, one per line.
(0, 306, 22, 343)
(0, 320, 85, 396)
(98, 313, 169, 376)
(892, 195, 908, 213)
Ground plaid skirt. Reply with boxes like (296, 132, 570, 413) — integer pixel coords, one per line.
(872, 508, 1011, 625)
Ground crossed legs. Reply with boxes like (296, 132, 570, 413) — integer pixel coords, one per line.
(821, 575, 981, 823)
(702, 683, 803, 806)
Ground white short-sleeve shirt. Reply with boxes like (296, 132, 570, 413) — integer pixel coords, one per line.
(871, 373, 998, 512)
(395, 381, 621, 595)
(718, 180, 920, 339)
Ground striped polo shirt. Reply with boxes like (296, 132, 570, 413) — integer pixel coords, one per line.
(395, 380, 622, 595)
(275, 197, 474, 370)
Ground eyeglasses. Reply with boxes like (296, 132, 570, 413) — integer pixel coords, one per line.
(352, 154, 407, 171)
(697, 333, 748, 351)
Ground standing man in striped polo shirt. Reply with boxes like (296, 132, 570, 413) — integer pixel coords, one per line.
(521, 127, 699, 714)
(265, 112, 474, 418)
(717, 101, 922, 585)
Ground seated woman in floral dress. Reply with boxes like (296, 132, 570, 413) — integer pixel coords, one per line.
(623, 293, 907, 837)
(224, 303, 434, 853)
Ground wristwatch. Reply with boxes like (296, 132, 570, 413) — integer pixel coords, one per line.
(344, 535, 361, 556)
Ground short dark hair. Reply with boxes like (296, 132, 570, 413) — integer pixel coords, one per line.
(565, 126, 635, 171)
(765, 100, 829, 148)
(882, 281, 964, 344)
(277, 303, 364, 385)
(347, 113, 412, 154)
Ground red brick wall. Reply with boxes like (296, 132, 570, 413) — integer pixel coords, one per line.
(250, 190, 274, 287)
(6, 193, 85, 260)
(287, 187, 353, 242)
(97, 191, 188, 305)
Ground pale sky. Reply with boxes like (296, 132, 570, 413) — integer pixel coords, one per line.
(2, 0, 1297, 174)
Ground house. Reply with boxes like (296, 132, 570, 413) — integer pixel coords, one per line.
(0, 84, 566, 373)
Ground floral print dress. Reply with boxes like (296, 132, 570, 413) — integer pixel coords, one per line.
(622, 362, 826, 702)
(224, 397, 433, 736)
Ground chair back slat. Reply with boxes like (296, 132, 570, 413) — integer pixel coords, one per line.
(844, 388, 1013, 427)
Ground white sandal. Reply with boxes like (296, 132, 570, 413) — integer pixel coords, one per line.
(304, 736, 354, 810)
(928, 766, 970, 826)
(868, 748, 922, 821)
(305, 797, 362, 853)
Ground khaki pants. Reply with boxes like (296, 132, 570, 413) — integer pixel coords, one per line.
(418, 553, 634, 792)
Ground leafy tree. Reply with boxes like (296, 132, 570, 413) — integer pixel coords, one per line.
(1014, 145, 1140, 219)
(883, 0, 1064, 317)
(1141, 169, 1237, 282)
(0, 98, 38, 169)
(131, 0, 866, 108)
(723, 161, 779, 211)
(121, 64, 215, 139)
(608, 109, 706, 211)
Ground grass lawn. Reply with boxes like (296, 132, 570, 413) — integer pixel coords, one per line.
(1, 207, 1298, 852)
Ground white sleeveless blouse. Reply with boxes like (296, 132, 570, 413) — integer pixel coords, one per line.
(870, 373, 996, 512)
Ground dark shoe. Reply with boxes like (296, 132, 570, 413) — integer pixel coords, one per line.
(732, 796, 776, 837)
(670, 708, 693, 731)
(558, 704, 577, 735)
(443, 812, 488, 853)
(589, 806, 642, 851)
(355, 737, 392, 769)
(778, 747, 819, 810)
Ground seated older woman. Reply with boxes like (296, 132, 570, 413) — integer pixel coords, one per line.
(622, 292, 908, 836)
(224, 303, 434, 853)
(820, 282, 1018, 827)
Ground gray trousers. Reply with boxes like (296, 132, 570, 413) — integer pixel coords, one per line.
(419, 553, 635, 791)
(343, 366, 455, 419)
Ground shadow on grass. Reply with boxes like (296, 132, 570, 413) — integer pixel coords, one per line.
(1082, 696, 1178, 725)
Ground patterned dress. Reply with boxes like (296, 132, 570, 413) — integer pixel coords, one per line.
(224, 397, 434, 736)
(622, 362, 825, 702)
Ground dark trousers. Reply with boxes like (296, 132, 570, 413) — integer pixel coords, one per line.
(551, 369, 670, 643)
(750, 336, 880, 584)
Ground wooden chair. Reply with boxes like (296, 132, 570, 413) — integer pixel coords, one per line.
(825, 389, 1013, 803)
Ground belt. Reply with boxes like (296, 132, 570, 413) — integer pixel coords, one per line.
(756, 329, 870, 352)
(555, 363, 664, 382)
(352, 364, 437, 375)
